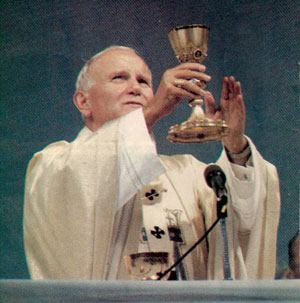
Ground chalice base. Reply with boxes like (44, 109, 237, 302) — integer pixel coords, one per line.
(168, 100, 230, 143)
(124, 252, 170, 280)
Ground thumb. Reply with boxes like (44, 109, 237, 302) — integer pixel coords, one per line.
(214, 109, 223, 121)
(204, 91, 216, 119)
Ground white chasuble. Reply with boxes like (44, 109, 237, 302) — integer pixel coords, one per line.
(24, 108, 280, 280)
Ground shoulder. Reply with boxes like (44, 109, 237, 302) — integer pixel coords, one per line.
(40, 140, 70, 153)
(26, 140, 70, 174)
(29, 128, 89, 165)
(32, 140, 70, 162)
(263, 159, 278, 174)
(263, 159, 280, 193)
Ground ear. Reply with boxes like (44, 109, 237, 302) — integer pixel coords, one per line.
(73, 91, 92, 118)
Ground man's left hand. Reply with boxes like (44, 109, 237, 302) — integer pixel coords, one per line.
(205, 76, 248, 155)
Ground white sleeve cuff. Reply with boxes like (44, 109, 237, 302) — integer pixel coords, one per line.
(118, 109, 165, 208)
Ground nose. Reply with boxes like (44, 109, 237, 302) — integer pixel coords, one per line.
(127, 79, 141, 95)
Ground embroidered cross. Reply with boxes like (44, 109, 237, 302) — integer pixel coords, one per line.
(165, 209, 185, 245)
(151, 226, 165, 239)
(168, 226, 184, 243)
(145, 189, 159, 201)
(141, 227, 148, 242)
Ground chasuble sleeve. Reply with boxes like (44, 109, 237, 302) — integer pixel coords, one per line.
(214, 136, 281, 279)
(23, 109, 164, 279)
(181, 137, 280, 279)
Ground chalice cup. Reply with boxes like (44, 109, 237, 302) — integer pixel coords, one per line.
(124, 252, 170, 280)
(168, 24, 230, 143)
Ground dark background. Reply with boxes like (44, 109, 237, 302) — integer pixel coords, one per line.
(1, 0, 298, 279)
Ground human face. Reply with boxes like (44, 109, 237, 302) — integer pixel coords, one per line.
(84, 49, 154, 130)
(292, 240, 300, 278)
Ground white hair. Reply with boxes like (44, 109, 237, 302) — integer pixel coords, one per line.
(75, 46, 140, 91)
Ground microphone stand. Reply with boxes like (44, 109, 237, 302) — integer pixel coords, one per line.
(217, 195, 233, 280)
(157, 194, 229, 280)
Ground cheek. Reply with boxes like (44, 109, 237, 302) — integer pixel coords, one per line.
(99, 85, 125, 105)
(89, 87, 115, 110)
(145, 89, 154, 104)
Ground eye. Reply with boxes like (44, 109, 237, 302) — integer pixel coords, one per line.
(112, 72, 130, 82)
(138, 78, 149, 85)
(112, 75, 123, 80)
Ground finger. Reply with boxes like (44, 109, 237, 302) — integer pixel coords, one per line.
(221, 77, 230, 100)
(236, 94, 246, 114)
(175, 62, 207, 72)
(183, 72, 211, 83)
(234, 81, 242, 96)
(173, 79, 205, 96)
(220, 96, 229, 113)
(228, 76, 235, 92)
(214, 109, 223, 121)
(170, 85, 203, 101)
(203, 91, 216, 119)
(174, 70, 211, 83)
(220, 78, 231, 112)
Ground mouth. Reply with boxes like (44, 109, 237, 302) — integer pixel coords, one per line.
(124, 101, 144, 107)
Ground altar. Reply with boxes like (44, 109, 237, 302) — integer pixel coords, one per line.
(1, 280, 299, 303)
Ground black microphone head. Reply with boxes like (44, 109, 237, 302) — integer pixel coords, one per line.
(204, 164, 226, 189)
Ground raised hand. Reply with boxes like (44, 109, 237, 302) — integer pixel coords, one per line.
(144, 63, 211, 129)
(203, 76, 249, 164)
(219, 76, 247, 153)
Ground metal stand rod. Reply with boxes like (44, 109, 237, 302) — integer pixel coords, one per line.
(158, 194, 232, 281)
(220, 217, 232, 280)
(157, 217, 221, 280)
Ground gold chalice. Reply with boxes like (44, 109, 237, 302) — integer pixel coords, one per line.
(124, 252, 170, 280)
(168, 24, 230, 143)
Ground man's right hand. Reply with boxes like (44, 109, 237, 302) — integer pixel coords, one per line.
(144, 63, 211, 129)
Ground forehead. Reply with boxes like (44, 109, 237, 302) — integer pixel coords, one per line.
(90, 49, 152, 79)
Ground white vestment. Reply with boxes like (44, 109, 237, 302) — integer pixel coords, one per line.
(23, 109, 281, 280)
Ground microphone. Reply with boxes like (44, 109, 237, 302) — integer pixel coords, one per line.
(204, 164, 227, 198)
(204, 165, 233, 279)
(158, 164, 228, 280)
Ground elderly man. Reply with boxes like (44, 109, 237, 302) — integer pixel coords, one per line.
(285, 231, 300, 279)
(24, 46, 280, 280)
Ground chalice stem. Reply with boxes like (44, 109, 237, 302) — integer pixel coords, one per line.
(188, 99, 206, 122)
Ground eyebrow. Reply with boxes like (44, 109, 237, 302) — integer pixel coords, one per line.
(109, 69, 152, 83)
